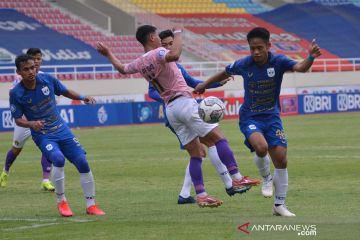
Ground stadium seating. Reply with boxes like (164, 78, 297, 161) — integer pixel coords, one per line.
(0, 0, 144, 81)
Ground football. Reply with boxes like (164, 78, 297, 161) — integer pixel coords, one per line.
(198, 96, 226, 123)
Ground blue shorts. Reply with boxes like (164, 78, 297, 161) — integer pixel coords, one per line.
(239, 114, 287, 152)
(32, 128, 86, 163)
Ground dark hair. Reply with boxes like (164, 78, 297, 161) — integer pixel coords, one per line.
(26, 48, 42, 56)
(136, 25, 157, 46)
(247, 27, 270, 43)
(159, 29, 174, 40)
(15, 54, 33, 70)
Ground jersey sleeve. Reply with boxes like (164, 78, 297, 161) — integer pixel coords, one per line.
(124, 59, 140, 74)
(225, 58, 246, 75)
(278, 54, 298, 72)
(45, 74, 68, 96)
(155, 47, 168, 64)
(9, 90, 24, 119)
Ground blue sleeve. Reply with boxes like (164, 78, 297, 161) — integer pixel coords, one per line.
(43, 73, 67, 96)
(148, 83, 164, 103)
(9, 90, 23, 119)
(225, 58, 246, 75)
(177, 64, 222, 89)
(279, 54, 297, 72)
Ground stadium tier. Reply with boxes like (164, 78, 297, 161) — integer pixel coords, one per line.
(0, 0, 143, 81)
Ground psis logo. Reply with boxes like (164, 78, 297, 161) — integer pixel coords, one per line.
(41, 86, 50, 96)
(97, 106, 108, 124)
(45, 144, 53, 151)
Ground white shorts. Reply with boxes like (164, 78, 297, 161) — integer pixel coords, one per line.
(12, 124, 31, 148)
(166, 96, 218, 146)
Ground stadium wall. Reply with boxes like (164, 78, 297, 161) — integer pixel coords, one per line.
(0, 71, 358, 101)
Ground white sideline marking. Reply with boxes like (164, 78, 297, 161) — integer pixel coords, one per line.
(2, 223, 60, 232)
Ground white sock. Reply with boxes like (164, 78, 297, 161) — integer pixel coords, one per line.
(253, 153, 272, 180)
(52, 166, 66, 203)
(273, 168, 288, 205)
(80, 171, 96, 208)
(208, 146, 233, 189)
(179, 163, 192, 198)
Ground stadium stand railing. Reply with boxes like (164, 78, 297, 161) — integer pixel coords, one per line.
(1, 58, 359, 82)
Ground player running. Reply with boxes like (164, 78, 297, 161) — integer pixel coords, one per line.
(10, 54, 105, 217)
(0, 48, 54, 191)
(195, 27, 321, 216)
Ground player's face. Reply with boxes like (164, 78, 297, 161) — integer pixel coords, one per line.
(248, 37, 271, 65)
(31, 53, 42, 73)
(17, 59, 36, 83)
(161, 36, 174, 50)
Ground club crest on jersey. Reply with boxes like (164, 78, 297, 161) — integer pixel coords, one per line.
(267, 68, 275, 77)
(41, 86, 50, 95)
(46, 144, 53, 151)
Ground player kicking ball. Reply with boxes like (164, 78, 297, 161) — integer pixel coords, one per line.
(10, 54, 105, 217)
(97, 25, 260, 208)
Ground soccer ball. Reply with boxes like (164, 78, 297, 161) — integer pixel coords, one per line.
(198, 96, 226, 123)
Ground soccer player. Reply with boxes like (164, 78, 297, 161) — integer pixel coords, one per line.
(194, 27, 321, 216)
(97, 25, 260, 208)
(0, 48, 54, 191)
(149, 29, 241, 204)
(10, 54, 105, 217)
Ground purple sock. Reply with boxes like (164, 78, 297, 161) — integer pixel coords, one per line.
(215, 139, 239, 175)
(4, 150, 17, 172)
(41, 154, 52, 179)
(189, 157, 205, 194)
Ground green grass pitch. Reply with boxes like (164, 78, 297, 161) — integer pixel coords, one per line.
(0, 112, 359, 240)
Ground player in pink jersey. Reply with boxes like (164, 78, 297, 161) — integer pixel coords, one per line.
(97, 25, 260, 208)
(0, 48, 54, 191)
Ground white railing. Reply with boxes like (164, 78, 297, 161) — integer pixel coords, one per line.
(1, 58, 359, 80)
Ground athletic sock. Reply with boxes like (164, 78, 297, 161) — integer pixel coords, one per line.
(80, 171, 96, 208)
(273, 168, 288, 205)
(179, 163, 192, 198)
(52, 166, 66, 203)
(208, 146, 232, 189)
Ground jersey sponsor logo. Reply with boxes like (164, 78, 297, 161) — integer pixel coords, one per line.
(248, 124, 256, 130)
(2, 110, 15, 128)
(41, 86, 50, 96)
(267, 68, 275, 77)
(45, 144, 53, 151)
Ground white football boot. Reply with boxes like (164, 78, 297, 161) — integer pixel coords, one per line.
(272, 205, 296, 217)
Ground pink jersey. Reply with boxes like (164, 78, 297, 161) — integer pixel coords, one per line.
(124, 47, 192, 104)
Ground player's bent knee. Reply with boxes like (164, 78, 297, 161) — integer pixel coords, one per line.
(254, 144, 268, 157)
(72, 154, 90, 173)
(49, 151, 65, 167)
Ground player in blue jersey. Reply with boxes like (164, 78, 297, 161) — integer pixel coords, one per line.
(195, 27, 321, 216)
(0, 48, 54, 191)
(149, 30, 254, 204)
(9, 54, 105, 217)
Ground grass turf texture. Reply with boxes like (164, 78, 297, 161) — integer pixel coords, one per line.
(0, 112, 359, 240)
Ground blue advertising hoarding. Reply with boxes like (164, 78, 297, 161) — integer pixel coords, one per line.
(0, 9, 107, 67)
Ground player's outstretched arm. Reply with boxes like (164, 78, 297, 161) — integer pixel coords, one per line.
(293, 39, 321, 73)
(165, 26, 183, 62)
(62, 89, 96, 104)
(15, 118, 44, 131)
(194, 70, 233, 94)
(96, 42, 126, 74)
